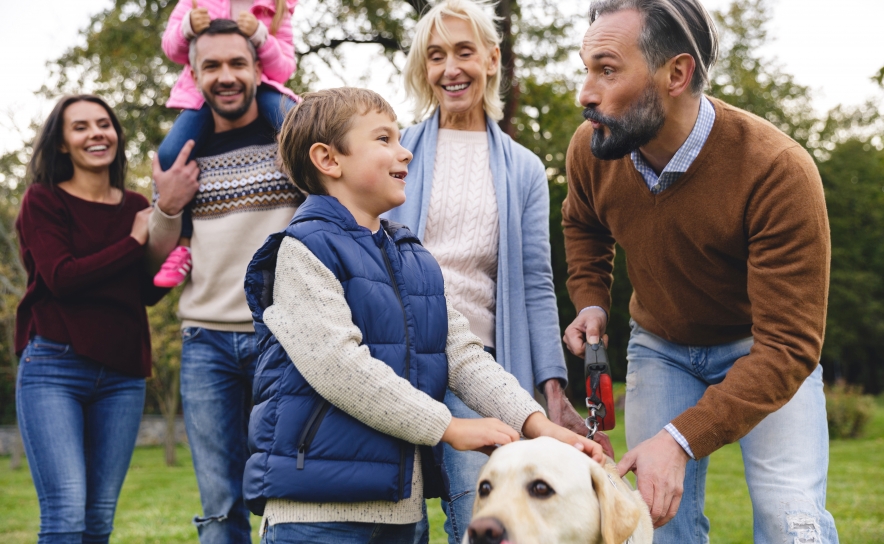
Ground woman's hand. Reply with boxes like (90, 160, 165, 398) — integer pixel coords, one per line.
(130, 207, 153, 246)
(190, 0, 211, 34)
(236, 11, 259, 37)
(441, 417, 519, 455)
(522, 412, 607, 464)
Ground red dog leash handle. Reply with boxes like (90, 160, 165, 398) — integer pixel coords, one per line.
(584, 342, 616, 439)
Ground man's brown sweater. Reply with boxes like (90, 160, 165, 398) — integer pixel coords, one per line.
(563, 97, 830, 458)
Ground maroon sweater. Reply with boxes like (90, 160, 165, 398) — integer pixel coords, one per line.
(15, 184, 166, 377)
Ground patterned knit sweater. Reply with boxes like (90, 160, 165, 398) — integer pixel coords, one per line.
(423, 129, 499, 347)
(260, 237, 543, 526)
(148, 118, 302, 330)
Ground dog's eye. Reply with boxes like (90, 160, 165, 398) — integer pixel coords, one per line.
(528, 480, 555, 498)
(478, 480, 493, 497)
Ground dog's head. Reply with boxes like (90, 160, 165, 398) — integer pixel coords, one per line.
(464, 437, 650, 544)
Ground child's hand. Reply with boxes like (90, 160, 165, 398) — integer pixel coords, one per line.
(190, 0, 211, 34)
(236, 11, 259, 37)
(441, 417, 519, 455)
(521, 412, 607, 465)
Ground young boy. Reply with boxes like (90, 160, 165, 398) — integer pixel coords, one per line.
(243, 87, 604, 543)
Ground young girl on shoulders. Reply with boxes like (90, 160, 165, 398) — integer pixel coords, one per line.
(154, 0, 299, 288)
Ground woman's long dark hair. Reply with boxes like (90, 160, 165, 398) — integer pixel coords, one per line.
(27, 95, 127, 191)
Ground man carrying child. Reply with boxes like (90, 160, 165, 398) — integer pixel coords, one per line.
(148, 19, 302, 544)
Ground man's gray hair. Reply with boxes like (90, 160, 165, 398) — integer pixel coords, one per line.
(188, 18, 258, 73)
(590, 0, 719, 95)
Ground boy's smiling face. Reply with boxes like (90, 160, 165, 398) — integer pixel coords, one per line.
(329, 110, 413, 228)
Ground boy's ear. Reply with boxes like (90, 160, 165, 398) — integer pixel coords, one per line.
(309, 142, 342, 179)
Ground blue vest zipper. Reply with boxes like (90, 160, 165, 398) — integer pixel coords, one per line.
(380, 239, 410, 500)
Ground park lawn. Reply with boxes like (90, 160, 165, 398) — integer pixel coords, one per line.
(2, 396, 882, 543)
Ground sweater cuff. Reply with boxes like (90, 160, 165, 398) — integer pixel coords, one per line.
(250, 21, 268, 47)
(181, 10, 196, 39)
(150, 205, 183, 232)
(664, 423, 696, 459)
(534, 366, 568, 390)
(670, 408, 726, 459)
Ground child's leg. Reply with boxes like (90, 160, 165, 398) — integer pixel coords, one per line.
(157, 105, 214, 171)
(180, 206, 194, 240)
(256, 86, 297, 132)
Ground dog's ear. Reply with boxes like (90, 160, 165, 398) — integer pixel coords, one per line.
(589, 461, 641, 544)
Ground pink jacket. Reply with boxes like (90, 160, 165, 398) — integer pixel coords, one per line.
(163, 0, 298, 110)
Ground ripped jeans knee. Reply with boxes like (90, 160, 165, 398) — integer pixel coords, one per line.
(786, 510, 822, 544)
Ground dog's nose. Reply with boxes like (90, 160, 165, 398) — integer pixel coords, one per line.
(467, 516, 507, 544)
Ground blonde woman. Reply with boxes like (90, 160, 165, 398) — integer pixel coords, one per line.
(386, 1, 589, 541)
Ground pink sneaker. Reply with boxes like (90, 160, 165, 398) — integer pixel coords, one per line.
(154, 246, 192, 288)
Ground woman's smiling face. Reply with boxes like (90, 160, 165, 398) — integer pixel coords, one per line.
(60, 100, 119, 173)
(425, 16, 499, 125)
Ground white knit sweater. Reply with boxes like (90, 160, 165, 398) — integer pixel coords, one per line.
(423, 129, 499, 347)
(260, 236, 542, 526)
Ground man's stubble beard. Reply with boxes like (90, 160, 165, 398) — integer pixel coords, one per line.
(202, 80, 257, 122)
(583, 82, 666, 161)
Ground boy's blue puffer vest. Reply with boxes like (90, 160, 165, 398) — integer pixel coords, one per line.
(243, 195, 450, 515)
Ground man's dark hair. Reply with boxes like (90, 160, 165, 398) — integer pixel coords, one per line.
(189, 19, 258, 70)
(28, 95, 127, 191)
(589, 0, 719, 95)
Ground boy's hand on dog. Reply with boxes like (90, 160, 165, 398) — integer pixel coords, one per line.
(442, 417, 519, 455)
(521, 412, 607, 465)
(616, 429, 689, 528)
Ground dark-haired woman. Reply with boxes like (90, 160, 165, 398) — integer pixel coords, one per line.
(14, 95, 166, 544)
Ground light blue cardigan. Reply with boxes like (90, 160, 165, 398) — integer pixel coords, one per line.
(384, 110, 568, 394)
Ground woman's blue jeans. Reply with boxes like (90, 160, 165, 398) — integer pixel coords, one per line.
(16, 336, 146, 544)
(625, 320, 838, 543)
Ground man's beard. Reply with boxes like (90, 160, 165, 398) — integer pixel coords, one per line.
(582, 83, 665, 160)
(202, 81, 257, 121)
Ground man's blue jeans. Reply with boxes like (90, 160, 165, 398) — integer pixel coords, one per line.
(16, 336, 145, 544)
(181, 327, 257, 544)
(261, 521, 416, 544)
(625, 320, 838, 543)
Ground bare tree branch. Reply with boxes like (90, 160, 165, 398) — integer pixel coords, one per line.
(300, 35, 404, 56)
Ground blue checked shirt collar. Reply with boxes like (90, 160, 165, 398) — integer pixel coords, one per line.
(630, 96, 716, 194)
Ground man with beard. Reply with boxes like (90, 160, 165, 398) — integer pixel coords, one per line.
(562, 1, 837, 542)
(147, 19, 302, 544)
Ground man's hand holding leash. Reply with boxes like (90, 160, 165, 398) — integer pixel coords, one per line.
(564, 306, 687, 527)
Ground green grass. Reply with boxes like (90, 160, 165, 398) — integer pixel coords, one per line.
(2, 396, 882, 543)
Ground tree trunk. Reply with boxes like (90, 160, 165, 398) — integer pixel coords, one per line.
(496, 0, 520, 137)
(163, 371, 180, 467)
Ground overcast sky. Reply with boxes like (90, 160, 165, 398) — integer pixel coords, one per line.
(1, 0, 882, 154)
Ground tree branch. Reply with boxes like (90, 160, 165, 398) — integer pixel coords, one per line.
(300, 35, 404, 57)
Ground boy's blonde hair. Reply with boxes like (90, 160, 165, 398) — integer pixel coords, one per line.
(404, 0, 503, 122)
(278, 87, 397, 195)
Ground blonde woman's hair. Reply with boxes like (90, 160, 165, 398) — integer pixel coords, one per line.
(270, 0, 288, 35)
(404, 0, 504, 121)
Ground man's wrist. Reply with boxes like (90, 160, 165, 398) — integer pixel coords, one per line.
(154, 199, 184, 218)
(663, 423, 696, 460)
(579, 305, 608, 320)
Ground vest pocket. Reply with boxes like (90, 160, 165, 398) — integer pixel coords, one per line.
(296, 400, 331, 469)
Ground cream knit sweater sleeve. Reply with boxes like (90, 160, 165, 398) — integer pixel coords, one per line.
(263, 236, 452, 446)
(264, 236, 543, 443)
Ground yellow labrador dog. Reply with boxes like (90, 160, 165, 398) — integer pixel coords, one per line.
(464, 436, 652, 544)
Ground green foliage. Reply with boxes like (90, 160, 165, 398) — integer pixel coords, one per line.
(826, 383, 876, 439)
(818, 140, 884, 392)
(708, 0, 817, 149)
